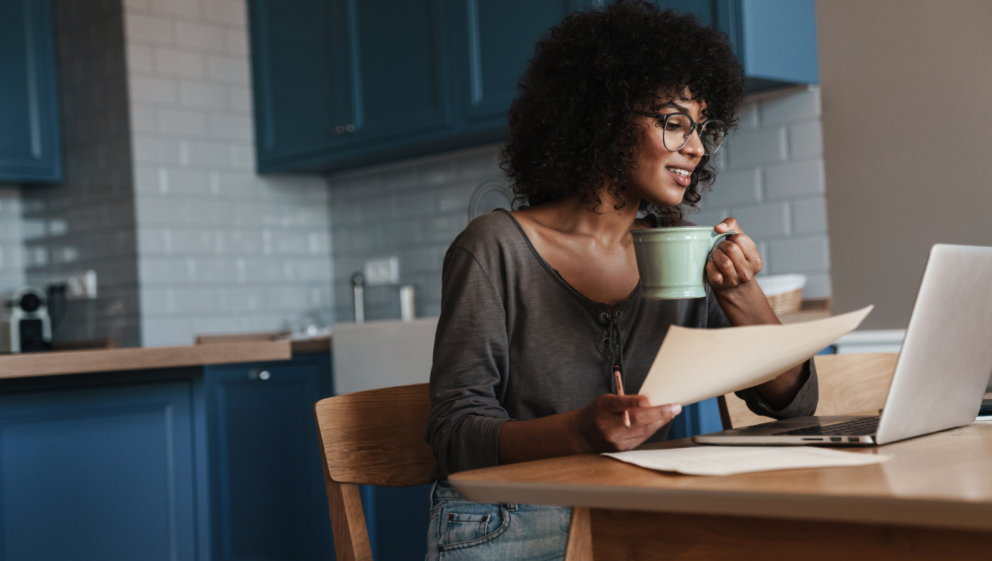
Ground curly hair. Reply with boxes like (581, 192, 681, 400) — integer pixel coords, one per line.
(501, 0, 746, 226)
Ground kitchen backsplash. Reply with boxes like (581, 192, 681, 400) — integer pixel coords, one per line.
(329, 86, 829, 323)
(122, 0, 333, 346)
(22, 0, 142, 347)
(0, 189, 26, 296)
(329, 146, 501, 322)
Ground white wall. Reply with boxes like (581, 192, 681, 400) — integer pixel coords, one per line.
(817, 0, 992, 328)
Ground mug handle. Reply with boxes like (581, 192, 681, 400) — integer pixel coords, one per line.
(703, 230, 738, 285)
(709, 230, 738, 251)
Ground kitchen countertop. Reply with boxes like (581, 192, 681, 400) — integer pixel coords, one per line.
(0, 340, 292, 381)
(195, 331, 332, 354)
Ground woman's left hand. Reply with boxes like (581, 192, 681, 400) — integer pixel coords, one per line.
(706, 217, 763, 292)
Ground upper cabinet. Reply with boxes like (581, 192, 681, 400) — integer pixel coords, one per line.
(0, 0, 63, 184)
(715, 0, 819, 91)
(449, 0, 580, 126)
(249, 0, 817, 174)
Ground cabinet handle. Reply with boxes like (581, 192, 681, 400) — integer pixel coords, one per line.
(344, 123, 354, 133)
(248, 369, 271, 381)
(334, 124, 355, 135)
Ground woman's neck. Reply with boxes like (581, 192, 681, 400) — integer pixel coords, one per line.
(534, 188, 642, 247)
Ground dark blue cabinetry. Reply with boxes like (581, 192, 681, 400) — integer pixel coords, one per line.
(0, 373, 200, 561)
(0, 0, 62, 183)
(250, 0, 818, 175)
(205, 353, 335, 561)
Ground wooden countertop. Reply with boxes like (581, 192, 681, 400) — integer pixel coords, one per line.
(450, 423, 992, 533)
(195, 331, 332, 354)
(0, 340, 292, 380)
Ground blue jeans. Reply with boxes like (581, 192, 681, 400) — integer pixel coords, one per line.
(426, 480, 571, 561)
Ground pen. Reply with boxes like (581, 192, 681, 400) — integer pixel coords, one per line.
(613, 365, 630, 428)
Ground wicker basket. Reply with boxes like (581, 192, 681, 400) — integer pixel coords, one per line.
(766, 287, 804, 315)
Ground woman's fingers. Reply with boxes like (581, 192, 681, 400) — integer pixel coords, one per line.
(628, 403, 681, 426)
(600, 394, 651, 412)
(708, 218, 764, 289)
(715, 217, 741, 235)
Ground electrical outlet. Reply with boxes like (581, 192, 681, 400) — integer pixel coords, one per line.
(363, 257, 399, 286)
(63, 270, 97, 300)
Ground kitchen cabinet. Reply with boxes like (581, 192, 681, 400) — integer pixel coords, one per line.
(205, 352, 336, 561)
(714, 0, 819, 92)
(0, 373, 200, 561)
(250, 0, 817, 175)
(249, 0, 583, 174)
(0, 0, 62, 183)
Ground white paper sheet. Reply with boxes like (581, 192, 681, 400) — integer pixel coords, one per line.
(603, 446, 890, 476)
(638, 306, 873, 406)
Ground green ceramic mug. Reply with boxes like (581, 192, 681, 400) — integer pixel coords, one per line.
(631, 227, 738, 299)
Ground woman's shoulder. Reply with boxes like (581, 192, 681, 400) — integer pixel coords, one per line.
(451, 209, 527, 256)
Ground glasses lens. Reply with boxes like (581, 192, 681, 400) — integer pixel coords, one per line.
(662, 114, 692, 152)
(699, 121, 726, 154)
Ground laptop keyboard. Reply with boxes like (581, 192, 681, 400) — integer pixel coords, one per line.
(775, 417, 879, 437)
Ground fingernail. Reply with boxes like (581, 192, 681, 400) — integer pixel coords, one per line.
(671, 404, 682, 415)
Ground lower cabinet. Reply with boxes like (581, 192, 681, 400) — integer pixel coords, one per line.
(0, 376, 199, 561)
(0, 353, 433, 561)
(362, 484, 434, 561)
(206, 352, 433, 561)
(205, 353, 335, 561)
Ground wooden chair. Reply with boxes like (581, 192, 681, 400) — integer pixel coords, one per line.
(313, 383, 591, 561)
(718, 352, 900, 429)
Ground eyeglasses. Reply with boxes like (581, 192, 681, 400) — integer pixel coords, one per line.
(633, 110, 727, 155)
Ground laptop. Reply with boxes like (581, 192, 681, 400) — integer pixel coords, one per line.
(693, 244, 992, 447)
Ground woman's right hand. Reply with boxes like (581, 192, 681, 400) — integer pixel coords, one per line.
(575, 394, 682, 453)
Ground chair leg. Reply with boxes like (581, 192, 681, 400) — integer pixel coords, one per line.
(322, 461, 374, 561)
(565, 506, 593, 561)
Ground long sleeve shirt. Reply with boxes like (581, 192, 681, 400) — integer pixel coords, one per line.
(424, 209, 818, 479)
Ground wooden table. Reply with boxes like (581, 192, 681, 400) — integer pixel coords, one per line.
(449, 423, 992, 560)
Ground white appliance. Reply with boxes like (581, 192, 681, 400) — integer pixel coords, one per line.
(333, 317, 439, 395)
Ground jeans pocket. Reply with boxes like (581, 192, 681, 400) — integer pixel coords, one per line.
(437, 502, 510, 551)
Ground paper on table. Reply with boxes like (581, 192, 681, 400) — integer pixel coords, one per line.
(638, 306, 873, 406)
(603, 446, 890, 476)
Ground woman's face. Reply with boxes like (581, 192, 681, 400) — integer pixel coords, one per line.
(625, 91, 707, 208)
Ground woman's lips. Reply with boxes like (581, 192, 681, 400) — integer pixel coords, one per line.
(667, 168, 692, 187)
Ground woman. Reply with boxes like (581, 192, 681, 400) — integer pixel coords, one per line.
(423, 1, 818, 558)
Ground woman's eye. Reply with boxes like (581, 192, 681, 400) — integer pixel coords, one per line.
(664, 121, 683, 132)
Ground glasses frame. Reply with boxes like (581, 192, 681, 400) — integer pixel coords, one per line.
(633, 110, 728, 155)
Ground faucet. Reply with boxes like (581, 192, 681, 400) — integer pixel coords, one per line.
(351, 272, 416, 323)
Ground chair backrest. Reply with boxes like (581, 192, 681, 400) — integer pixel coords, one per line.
(314, 383, 435, 561)
(719, 353, 899, 429)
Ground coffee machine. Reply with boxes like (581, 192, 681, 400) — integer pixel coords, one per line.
(1, 286, 53, 353)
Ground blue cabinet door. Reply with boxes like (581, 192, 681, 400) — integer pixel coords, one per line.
(0, 380, 197, 561)
(205, 354, 334, 561)
(340, 0, 452, 145)
(450, 0, 580, 126)
(248, 0, 353, 169)
(715, 0, 819, 91)
(0, 0, 62, 183)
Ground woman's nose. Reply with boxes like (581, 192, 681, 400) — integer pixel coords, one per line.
(680, 129, 705, 157)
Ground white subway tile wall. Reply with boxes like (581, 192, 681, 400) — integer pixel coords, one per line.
(0, 190, 26, 294)
(700, 86, 831, 298)
(329, 145, 501, 322)
(124, 0, 333, 346)
(22, 0, 143, 347)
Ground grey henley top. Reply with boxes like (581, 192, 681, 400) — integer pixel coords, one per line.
(424, 209, 818, 479)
